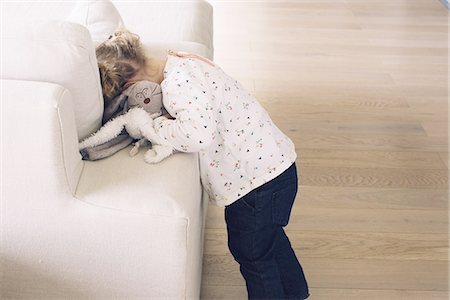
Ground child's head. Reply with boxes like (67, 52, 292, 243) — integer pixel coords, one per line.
(96, 28, 146, 65)
(96, 29, 146, 100)
(98, 60, 140, 101)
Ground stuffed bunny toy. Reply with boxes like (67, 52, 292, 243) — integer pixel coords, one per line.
(79, 80, 174, 163)
(122, 80, 169, 156)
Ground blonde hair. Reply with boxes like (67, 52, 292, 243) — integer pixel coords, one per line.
(98, 60, 140, 100)
(96, 29, 165, 100)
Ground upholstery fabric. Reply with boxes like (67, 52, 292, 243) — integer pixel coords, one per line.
(113, 0, 214, 59)
(67, 0, 124, 43)
(1, 21, 103, 141)
(143, 40, 212, 60)
(2, 80, 83, 196)
(1, 79, 207, 299)
(1, 0, 213, 298)
(2, 0, 214, 60)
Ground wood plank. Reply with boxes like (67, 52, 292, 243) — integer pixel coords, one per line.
(420, 121, 448, 137)
(256, 93, 446, 124)
(406, 97, 448, 116)
(439, 153, 448, 168)
(248, 29, 372, 47)
(396, 84, 447, 98)
(382, 62, 447, 75)
(202, 256, 448, 291)
(201, 285, 449, 300)
(201, 284, 247, 300)
(293, 134, 447, 152)
(269, 107, 447, 123)
(305, 288, 449, 300)
(298, 166, 448, 189)
(361, 23, 448, 33)
(204, 228, 448, 261)
(296, 149, 446, 170)
(273, 120, 427, 136)
(289, 208, 448, 234)
(252, 82, 420, 102)
(206, 205, 448, 234)
(250, 68, 395, 86)
(257, 92, 410, 110)
(389, 74, 448, 87)
(250, 40, 448, 58)
(297, 186, 448, 210)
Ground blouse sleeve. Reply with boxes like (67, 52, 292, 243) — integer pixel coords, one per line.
(154, 66, 216, 153)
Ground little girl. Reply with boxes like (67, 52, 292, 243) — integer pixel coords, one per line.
(98, 32, 309, 299)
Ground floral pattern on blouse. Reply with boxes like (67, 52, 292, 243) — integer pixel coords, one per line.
(155, 55, 297, 207)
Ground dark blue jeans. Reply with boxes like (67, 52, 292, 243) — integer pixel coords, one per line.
(225, 163, 309, 300)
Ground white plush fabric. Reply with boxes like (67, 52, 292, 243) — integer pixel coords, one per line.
(1, 80, 207, 299)
(2, 0, 214, 60)
(2, 80, 83, 196)
(1, 1, 213, 298)
(143, 40, 212, 60)
(113, 0, 214, 59)
(2, 0, 124, 45)
(79, 107, 175, 164)
(1, 21, 103, 141)
(67, 0, 124, 43)
(1, 1, 75, 23)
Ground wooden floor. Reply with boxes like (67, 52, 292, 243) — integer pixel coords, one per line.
(200, 1, 449, 299)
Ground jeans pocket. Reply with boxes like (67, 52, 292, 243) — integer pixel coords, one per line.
(240, 195, 256, 211)
(271, 182, 297, 226)
(225, 193, 256, 231)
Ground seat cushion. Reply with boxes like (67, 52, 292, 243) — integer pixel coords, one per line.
(76, 150, 202, 218)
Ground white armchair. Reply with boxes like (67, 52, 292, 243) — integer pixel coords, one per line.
(1, 1, 213, 299)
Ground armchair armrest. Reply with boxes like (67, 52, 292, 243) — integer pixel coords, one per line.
(1, 80, 83, 197)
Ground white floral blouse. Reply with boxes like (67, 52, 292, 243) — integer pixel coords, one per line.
(154, 53, 297, 207)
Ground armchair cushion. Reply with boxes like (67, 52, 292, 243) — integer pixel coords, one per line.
(76, 150, 201, 218)
(142, 40, 211, 60)
(113, 0, 214, 59)
(67, 0, 124, 44)
(1, 21, 103, 140)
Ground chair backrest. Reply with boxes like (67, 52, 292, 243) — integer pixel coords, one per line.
(1, 0, 126, 140)
(1, 20, 104, 140)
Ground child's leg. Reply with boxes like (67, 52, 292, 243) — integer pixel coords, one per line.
(225, 197, 284, 299)
(274, 228, 309, 299)
(224, 163, 309, 300)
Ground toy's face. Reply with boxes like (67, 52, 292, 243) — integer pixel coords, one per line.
(135, 88, 151, 104)
(125, 81, 163, 115)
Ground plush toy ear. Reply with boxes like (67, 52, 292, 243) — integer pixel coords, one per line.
(102, 93, 129, 124)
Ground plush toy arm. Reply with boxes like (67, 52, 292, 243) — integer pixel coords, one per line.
(139, 120, 168, 146)
(79, 115, 127, 150)
(80, 107, 153, 150)
(129, 138, 150, 157)
(123, 107, 158, 139)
